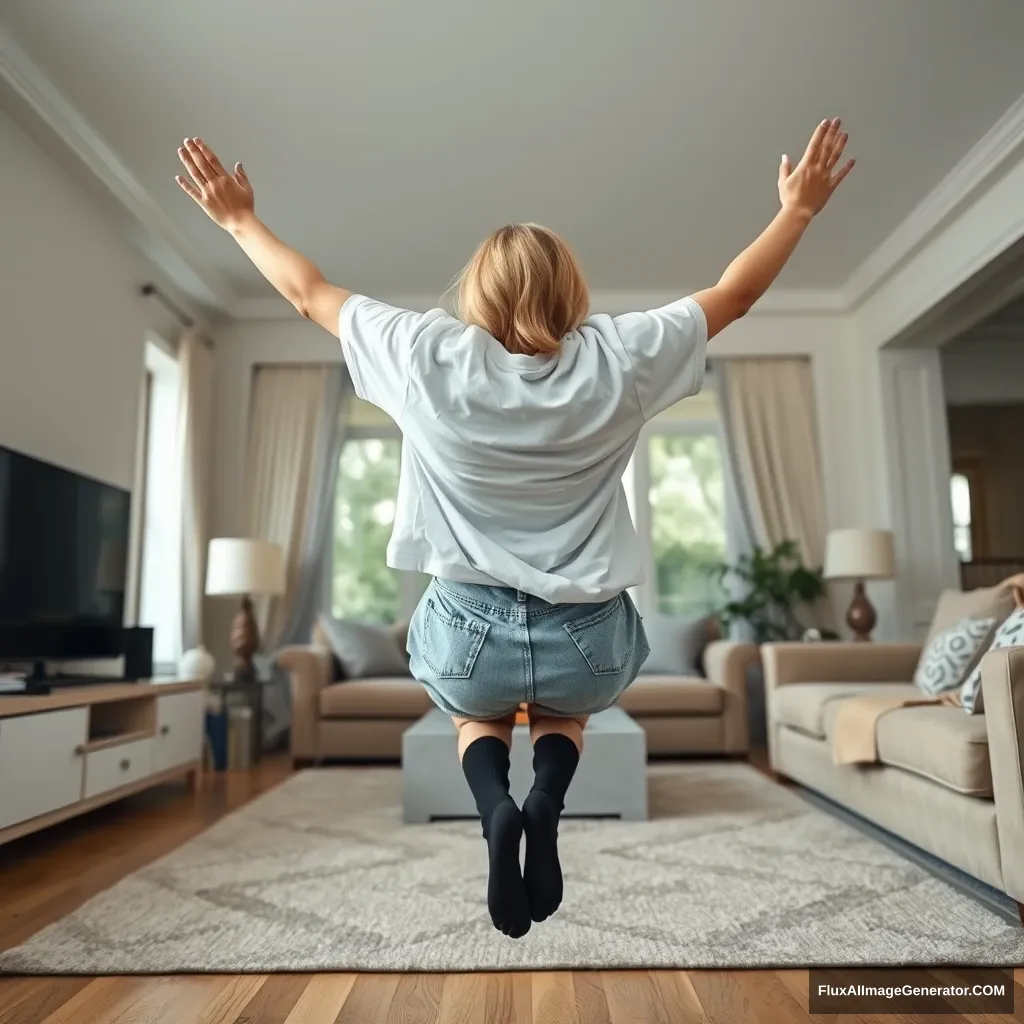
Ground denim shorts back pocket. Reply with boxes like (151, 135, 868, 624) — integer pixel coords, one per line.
(418, 597, 490, 680)
(563, 594, 636, 676)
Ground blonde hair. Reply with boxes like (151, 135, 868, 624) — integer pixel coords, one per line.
(451, 223, 589, 356)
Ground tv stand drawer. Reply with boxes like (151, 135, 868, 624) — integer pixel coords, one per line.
(84, 737, 154, 799)
(0, 708, 87, 829)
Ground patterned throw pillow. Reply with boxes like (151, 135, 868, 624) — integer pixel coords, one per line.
(959, 606, 1024, 714)
(913, 616, 996, 696)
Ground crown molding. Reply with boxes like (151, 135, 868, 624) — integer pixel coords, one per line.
(232, 287, 848, 321)
(0, 23, 235, 312)
(844, 92, 1024, 310)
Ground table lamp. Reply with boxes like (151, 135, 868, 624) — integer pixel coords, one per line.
(824, 528, 896, 642)
(206, 538, 285, 680)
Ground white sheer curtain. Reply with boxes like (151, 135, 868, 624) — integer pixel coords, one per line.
(176, 329, 215, 652)
(244, 365, 335, 648)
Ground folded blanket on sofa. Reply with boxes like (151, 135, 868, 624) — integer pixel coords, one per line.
(832, 693, 958, 765)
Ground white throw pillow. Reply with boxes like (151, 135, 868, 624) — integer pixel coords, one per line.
(958, 606, 1024, 714)
(913, 616, 996, 696)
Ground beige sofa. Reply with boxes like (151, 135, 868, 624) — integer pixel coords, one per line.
(277, 621, 758, 762)
(763, 630, 1024, 919)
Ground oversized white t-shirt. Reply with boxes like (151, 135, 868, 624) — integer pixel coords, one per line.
(339, 294, 707, 604)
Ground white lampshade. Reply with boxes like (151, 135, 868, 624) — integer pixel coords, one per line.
(824, 528, 896, 582)
(205, 538, 285, 596)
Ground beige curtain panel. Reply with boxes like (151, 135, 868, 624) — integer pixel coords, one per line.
(719, 357, 828, 569)
(176, 330, 215, 653)
(244, 365, 333, 648)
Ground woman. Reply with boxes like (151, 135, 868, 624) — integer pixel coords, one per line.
(175, 119, 853, 939)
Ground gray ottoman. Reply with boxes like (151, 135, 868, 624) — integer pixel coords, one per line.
(401, 707, 647, 823)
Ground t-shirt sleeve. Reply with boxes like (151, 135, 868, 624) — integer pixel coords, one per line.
(338, 294, 425, 419)
(612, 296, 708, 420)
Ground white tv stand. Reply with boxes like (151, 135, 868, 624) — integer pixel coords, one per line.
(0, 680, 204, 846)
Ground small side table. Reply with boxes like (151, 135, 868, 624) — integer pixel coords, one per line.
(208, 677, 264, 767)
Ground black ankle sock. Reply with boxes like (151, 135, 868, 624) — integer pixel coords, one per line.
(523, 733, 580, 922)
(460, 736, 530, 938)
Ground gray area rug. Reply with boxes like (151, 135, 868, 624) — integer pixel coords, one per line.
(3, 763, 1023, 973)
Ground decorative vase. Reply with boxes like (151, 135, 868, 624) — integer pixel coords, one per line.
(180, 645, 216, 683)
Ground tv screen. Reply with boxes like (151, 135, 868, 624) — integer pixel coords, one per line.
(0, 446, 130, 661)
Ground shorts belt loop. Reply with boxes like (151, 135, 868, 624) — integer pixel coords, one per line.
(517, 590, 528, 603)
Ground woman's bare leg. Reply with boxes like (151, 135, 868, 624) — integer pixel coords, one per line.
(452, 711, 530, 938)
(528, 711, 588, 752)
(522, 708, 588, 922)
(453, 713, 516, 760)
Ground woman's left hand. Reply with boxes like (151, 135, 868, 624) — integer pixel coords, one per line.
(176, 138, 254, 231)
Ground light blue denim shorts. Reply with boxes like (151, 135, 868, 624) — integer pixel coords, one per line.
(407, 578, 650, 720)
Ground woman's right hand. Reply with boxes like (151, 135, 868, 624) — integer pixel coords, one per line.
(176, 137, 255, 232)
(778, 118, 855, 220)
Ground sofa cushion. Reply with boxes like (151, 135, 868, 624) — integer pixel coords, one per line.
(639, 616, 715, 677)
(959, 605, 1024, 715)
(617, 676, 723, 716)
(924, 584, 1016, 649)
(913, 616, 997, 696)
(774, 682, 920, 739)
(822, 702, 992, 797)
(317, 616, 410, 679)
(320, 678, 434, 719)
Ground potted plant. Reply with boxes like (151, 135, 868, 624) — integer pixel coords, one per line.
(710, 539, 833, 643)
(709, 540, 835, 746)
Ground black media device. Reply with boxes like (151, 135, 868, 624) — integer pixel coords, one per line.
(121, 627, 154, 681)
(0, 445, 132, 686)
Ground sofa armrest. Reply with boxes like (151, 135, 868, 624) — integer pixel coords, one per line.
(276, 645, 334, 761)
(982, 647, 1024, 903)
(703, 640, 758, 754)
(762, 642, 922, 689)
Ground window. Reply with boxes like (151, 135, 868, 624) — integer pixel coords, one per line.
(647, 432, 727, 616)
(950, 472, 973, 562)
(629, 385, 732, 617)
(331, 399, 427, 622)
(136, 340, 183, 670)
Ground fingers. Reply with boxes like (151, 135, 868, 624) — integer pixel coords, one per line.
(184, 138, 216, 181)
(234, 162, 250, 187)
(826, 130, 849, 170)
(175, 175, 201, 202)
(779, 154, 792, 181)
(803, 119, 832, 165)
(177, 144, 206, 188)
(194, 138, 227, 177)
(830, 158, 856, 191)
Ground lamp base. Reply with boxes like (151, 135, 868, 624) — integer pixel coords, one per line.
(846, 580, 877, 642)
(231, 595, 260, 680)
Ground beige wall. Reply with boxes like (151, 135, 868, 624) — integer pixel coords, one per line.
(0, 110, 187, 490)
(947, 403, 1024, 558)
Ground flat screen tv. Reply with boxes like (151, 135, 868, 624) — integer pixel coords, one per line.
(0, 446, 131, 664)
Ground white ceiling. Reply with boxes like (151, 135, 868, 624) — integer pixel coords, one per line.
(3, 0, 1024, 307)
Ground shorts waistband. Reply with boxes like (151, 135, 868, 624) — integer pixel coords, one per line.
(431, 578, 563, 618)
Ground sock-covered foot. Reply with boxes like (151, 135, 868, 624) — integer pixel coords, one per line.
(523, 732, 580, 922)
(482, 798, 531, 938)
(522, 788, 563, 921)
(460, 735, 531, 939)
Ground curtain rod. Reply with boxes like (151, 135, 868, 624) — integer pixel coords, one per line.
(140, 282, 194, 328)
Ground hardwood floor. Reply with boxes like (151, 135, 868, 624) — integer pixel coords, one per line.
(1, 756, 1021, 1024)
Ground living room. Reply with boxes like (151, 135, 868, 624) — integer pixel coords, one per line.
(1, 1, 1024, 1021)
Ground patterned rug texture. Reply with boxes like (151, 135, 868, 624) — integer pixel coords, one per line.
(2, 763, 1023, 972)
